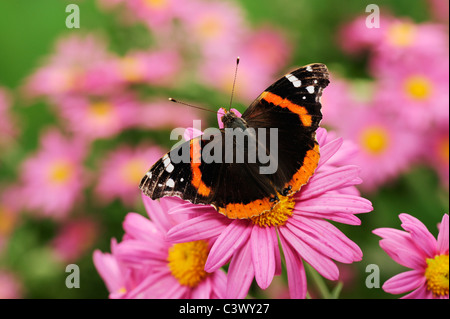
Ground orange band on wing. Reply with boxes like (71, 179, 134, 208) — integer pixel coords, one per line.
(190, 139, 212, 197)
(261, 91, 312, 127)
(284, 143, 320, 192)
(217, 197, 274, 219)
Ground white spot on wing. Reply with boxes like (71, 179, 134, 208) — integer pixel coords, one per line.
(306, 86, 315, 94)
(166, 179, 175, 188)
(285, 74, 301, 87)
(146, 172, 152, 178)
(306, 65, 313, 72)
(166, 163, 174, 173)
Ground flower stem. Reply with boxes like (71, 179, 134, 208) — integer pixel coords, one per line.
(305, 263, 335, 299)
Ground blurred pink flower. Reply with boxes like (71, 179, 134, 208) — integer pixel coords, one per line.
(136, 99, 206, 130)
(333, 106, 420, 192)
(178, 0, 247, 59)
(51, 218, 99, 263)
(18, 129, 86, 219)
(126, 0, 181, 31)
(373, 213, 449, 299)
(24, 34, 122, 98)
(372, 55, 449, 130)
(0, 270, 23, 299)
(95, 144, 164, 205)
(167, 127, 373, 298)
(94, 196, 227, 299)
(117, 49, 181, 86)
(0, 87, 18, 148)
(55, 94, 140, 141)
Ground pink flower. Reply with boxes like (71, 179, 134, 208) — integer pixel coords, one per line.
(95, 144, 165, 205)
(0, 270, 23, 299)
(0, 87, 18, 148)
(51, 218, 99, 263)
(166, 127, 373, 298)
(126, 0, 181, 32)
(372, 55, 449, 131)
(24, 34, 122, 98)
(373, 213, 449, 299)
(55, 94, 140, 141)
(116, 49, 181, 86)
(178, 0, 247, 59)
(18, 129, 87, 219)
(94, 196, 227, 299)
(332, 105, 421, 192)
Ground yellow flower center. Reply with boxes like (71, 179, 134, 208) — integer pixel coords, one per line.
(251, 194, 295, 228)
(144, 0, 168, 10)
(387, 22, 416, 47)
(360, 126, 390, 155)
(198, 16, 223, 39)
(120, 159, 147, 185)
(119, 57, 143, 82)
(48, 160, 74, 185)
(425, 254, 449, 297)
(167, 240, 210, 288)
(88, 101, 114, 124)
(404, 76, 432, 101)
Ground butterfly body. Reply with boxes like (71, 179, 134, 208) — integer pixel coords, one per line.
(140, 63, 330, 219)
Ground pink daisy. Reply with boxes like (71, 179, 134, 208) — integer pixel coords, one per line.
(18, 129, 86, 219)
(373, 213, 449, 299)
(55, 94, 140, 141)
(178, 0, 247, 59)
(94, 196, 227, 299)
(116, 49, 181, 86)
(372, 54, 449, 131)
(24, 34, 122, 98)
(51, 218, 99, 263)
(95, 144, 164, 205)
(333, 105, 421, 192)
(166, 127, 373, 298)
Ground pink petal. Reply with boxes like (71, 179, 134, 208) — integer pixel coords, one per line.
(142, 194, 173, 233)
(278, 226, 339, 280)
(382, 270, 425, 295)
(401, 285, 433, 299)
(226, 241, 254, 299)
(317, 137, 343, 169)
(93, 250, 123, 293)
(279, 232, 307, 299)
(122, 213, 163, 242)
(115, 240, 167, 267)
(205, 219, 252, 272)
(166, 212, 230, 243)
(400, 214, 437, 257)
(251, 225, 276, 289)
(437, 214, 449, 255)
(272, 228, 282, 276)
(210, 270, 227, 299)
(295, 193, 373, 215)
(379, 240, 426, 269)
(191, 277, 212, 299)
(299, 165, 361, 200)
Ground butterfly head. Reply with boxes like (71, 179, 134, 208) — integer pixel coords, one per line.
(221, 109, 248, 130)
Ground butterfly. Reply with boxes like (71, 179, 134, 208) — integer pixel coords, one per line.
(140, 63, 330, 219)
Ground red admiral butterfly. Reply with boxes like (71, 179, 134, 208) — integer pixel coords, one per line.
(140, 63, 330, 219)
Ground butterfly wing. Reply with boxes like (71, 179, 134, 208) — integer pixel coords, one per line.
(139, 131, 279, 218)
(241, 63, 330, 197)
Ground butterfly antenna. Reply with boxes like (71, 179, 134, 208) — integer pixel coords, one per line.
(228, 56, 240, 110)
(168, 98, 217, 114)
